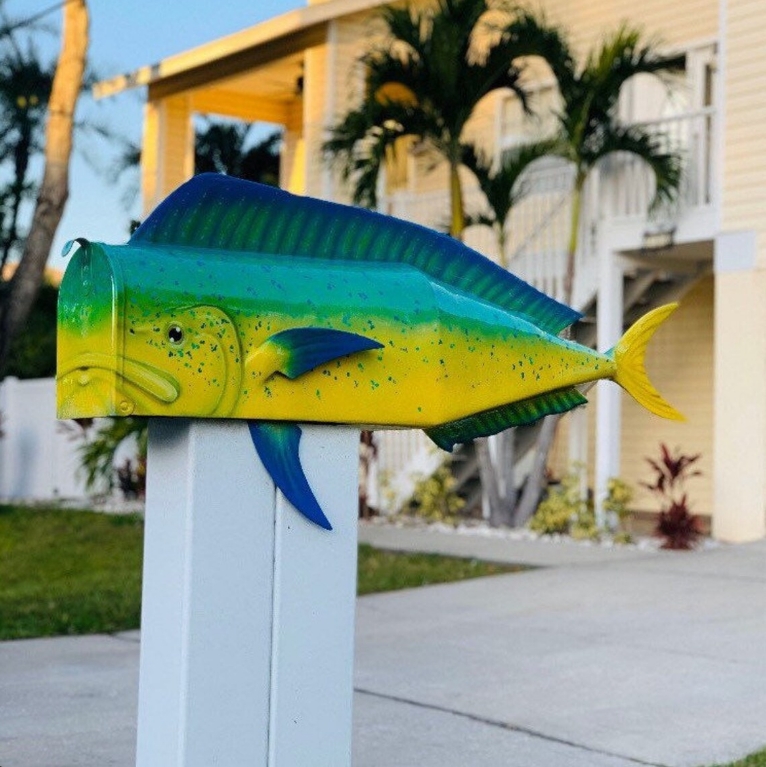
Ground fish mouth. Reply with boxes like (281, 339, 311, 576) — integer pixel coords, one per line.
(57, 352, 180, 417)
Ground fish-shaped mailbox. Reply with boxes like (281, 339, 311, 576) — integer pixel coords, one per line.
(57, 174, 682, 530)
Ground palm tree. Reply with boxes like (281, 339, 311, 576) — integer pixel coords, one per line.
(0, 0, 88, 375)
(510, 14, 685, 304)
(0, 48, 55, 278)
(462, 141, 557, 267)
(323, 0, 530, 237)
(507, 16, 685, 524)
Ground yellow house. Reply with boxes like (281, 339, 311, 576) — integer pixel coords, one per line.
(95, 0, 766, 542)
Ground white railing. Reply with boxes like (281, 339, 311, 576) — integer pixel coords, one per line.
(603, 107, 716, 222)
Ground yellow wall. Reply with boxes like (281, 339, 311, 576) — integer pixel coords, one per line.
(141, 95, 194, 216)
(621, 276, 714, 516)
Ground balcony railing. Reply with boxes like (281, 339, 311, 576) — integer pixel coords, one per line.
(602, 107, 716, 221)
(379, 108, 716, 308)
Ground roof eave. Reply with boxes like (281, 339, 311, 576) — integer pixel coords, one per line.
(94, 0, 391, 100)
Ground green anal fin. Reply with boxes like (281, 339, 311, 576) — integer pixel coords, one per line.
(426, 388, 588, 452)
(247, 327, 383, 380)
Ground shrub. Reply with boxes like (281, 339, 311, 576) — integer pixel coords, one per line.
(530, 467, 634, 542)
(530, 467, 597, 538)
(603, 476, 634, 541)
(408, 463, 465, 524)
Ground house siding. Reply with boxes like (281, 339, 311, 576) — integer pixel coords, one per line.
(543, 0, 717, 54)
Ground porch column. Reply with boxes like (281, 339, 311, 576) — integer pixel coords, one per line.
(713, 231, 766, 541)
(595, 247, 624, 528)
(141, 94, 195, 217)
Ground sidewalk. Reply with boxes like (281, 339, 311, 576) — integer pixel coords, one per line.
(1, 525, 765, 767)
(357, 519, 670, 566)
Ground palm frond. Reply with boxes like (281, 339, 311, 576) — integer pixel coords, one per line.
(504, 11, 577, 98)
(595, 123, 682, 207)
(582, 25, 685, 120)
(463, 139, 559, 226)
(323, 0, 546, 215)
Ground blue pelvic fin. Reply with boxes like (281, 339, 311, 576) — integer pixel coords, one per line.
(249, 327, 383, 379)
(248, 420, 333, 531)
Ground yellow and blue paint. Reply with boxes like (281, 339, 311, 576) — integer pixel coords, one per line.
(57, 175, 682, 529)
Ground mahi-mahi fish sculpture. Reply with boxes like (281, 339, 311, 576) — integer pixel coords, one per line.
(57, 174, 682, 530)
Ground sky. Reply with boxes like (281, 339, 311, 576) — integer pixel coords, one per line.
(5, 0, 307, 272)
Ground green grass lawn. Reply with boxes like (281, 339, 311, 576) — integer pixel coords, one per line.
(0, 505, 522, 641)
(0, 506, 144, 640)
(710, 750, 766, 767)
(357, 543, 523, 594)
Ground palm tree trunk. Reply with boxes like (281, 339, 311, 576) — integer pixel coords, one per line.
(449, 161, 465, 238)
(0, 0, 89, 373)
(497, 223, 508, 269)
(562, 173, 585, 306)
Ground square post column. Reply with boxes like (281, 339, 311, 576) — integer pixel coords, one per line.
(136, 419, 360, 766)
(141, 94, 195, 216)
(595, 248, 624, 528)
(713, 232, 766, 541)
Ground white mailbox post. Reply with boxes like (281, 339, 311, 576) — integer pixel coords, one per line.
(136, 419, 360, 767)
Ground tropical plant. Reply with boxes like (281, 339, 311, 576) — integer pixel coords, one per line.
(195, 120, 281, 185)
(79, 417, 147, 498)
(510, 13, 685, 301)
(323, 0, 531, 237)
(462, 141, 557, 268)
(0, 45, 54, 276)
(509, 15, 685, 525)
(602, 476, 634, 532)
(529, 465, 634, 541)
(641, 443, 703, 549)
(407, 462, 465, 524)
(529, 467, 593, 536)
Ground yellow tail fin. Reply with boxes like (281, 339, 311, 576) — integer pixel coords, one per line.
(610, 304, 685, 421)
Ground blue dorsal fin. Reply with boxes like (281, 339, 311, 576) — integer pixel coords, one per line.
(425, 388, 588, 452)
(131, 174, 581, 335)
(250, 327, 383, 380)
(248, 421, 333, 530)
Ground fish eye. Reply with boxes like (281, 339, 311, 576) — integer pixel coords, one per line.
(167, 324, 184, 344)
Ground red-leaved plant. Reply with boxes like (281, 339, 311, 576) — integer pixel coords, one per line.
(641, 444, 703, 550)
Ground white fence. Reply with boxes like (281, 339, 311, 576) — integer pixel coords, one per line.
(0, 377, 87, 501)
(0, 376, 139, 504)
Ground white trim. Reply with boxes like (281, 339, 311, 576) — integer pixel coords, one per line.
(94, 0, 392, 99)
(714, 230, 756, 273)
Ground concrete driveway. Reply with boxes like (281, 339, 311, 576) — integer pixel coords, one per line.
(1, 529, 764, 766)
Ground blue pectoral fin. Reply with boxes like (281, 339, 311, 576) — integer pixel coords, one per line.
(268, 327, 384, 379)
(248, 420, 333, 531)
